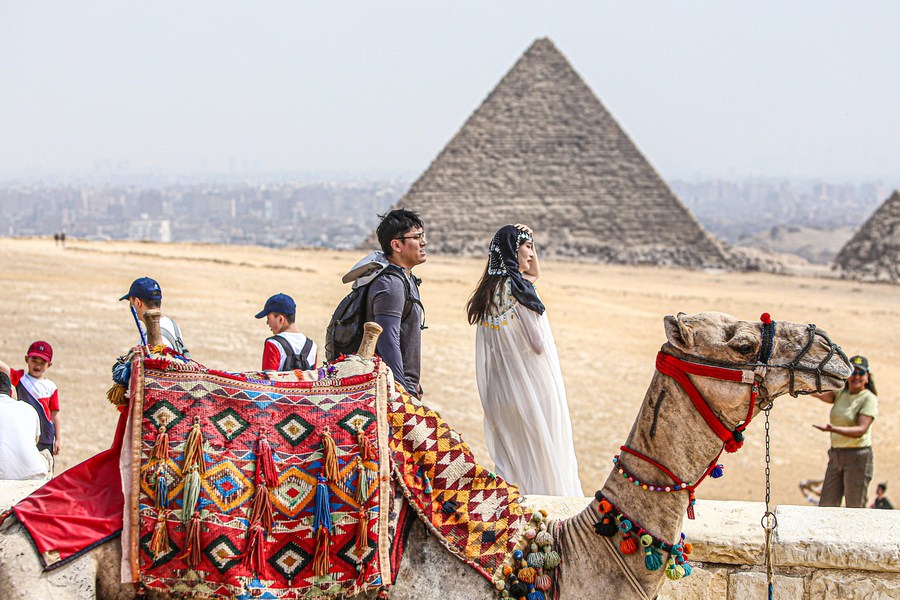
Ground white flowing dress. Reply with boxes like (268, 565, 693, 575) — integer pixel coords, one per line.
(475, 279, 583, 496)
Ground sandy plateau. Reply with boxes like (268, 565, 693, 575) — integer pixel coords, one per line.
(1, 237, 897, 508)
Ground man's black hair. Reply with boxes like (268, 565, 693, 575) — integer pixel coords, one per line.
(376, 208, 424, 257)
(0, 371, 11, 396)
(143, 298, 162, 309)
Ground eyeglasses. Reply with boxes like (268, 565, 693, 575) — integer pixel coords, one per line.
(396, 232, 426, 242)
(852, 368, 867, 377)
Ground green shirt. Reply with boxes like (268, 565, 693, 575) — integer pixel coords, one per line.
(830, 388, 877, 449)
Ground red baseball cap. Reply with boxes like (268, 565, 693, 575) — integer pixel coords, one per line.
(27, 341, 53, 362)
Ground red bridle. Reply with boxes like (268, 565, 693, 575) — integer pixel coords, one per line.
(655, 352, 765, 453)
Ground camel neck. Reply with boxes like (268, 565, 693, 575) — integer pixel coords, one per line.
(600, 369, 725, 546)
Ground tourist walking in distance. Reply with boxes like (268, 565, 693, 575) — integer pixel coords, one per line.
(812, 355, 878, 508)
(366, 209, 427, 399)
(256, 293, 317, 371)
(0, 341, 61, 472)
(119, 277, 190, 357)
(466, 224, 582, 496)
(0, 372, 50, 480)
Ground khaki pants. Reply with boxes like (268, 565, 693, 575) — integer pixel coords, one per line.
(38, 449, 54, 479)
(819, 447, 873, 508)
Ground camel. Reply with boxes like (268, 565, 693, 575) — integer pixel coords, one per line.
(0, 312, 851, 599)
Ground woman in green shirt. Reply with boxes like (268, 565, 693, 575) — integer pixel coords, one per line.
(812, 355, 878, 508)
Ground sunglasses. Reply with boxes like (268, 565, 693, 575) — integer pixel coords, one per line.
(852, 368, 867, 377)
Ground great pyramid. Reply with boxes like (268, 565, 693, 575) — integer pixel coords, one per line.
(373, 37, 731, 268)
(833, 190, 900, 283)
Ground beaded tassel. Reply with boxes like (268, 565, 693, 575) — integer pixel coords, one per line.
(534, 570, 552, 591)
(181, 466, 201, 523)
(148, 511, 170, 559)
(321, 429, 340, 483)
(181, 416, 206, 474)
(179, 510, 202, 568)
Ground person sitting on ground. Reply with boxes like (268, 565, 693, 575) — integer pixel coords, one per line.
(0, 342, 60, 471)
(119, 276, 190, 357)
(872, 482, 893, 509)
(0, 371, 50, 480)
(256, 293, 318, 372)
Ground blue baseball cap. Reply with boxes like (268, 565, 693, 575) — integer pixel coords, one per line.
(255, 293, 296, 319)
(119, 277, 162, 302)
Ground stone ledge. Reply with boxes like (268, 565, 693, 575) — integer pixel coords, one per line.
(775, 505, 900, 572)
(0, 479, 45, 513)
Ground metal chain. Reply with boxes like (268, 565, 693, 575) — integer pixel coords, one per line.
(761, 407, 777, 600)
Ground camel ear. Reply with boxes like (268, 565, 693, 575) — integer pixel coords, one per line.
(664, 312, 694, 351)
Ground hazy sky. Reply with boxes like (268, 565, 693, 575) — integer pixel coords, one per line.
(1, 2, 898, 184)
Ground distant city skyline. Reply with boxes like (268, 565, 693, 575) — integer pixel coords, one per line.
(1, 2, 898, 186)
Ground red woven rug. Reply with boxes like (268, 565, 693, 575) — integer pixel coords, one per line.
(131, 352, 402, 598)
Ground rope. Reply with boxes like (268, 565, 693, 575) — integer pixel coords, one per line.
(599, 533, 651, 600)
(761, 407, 777, 600)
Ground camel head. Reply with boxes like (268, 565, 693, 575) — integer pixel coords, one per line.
(662, 311, 851, 424)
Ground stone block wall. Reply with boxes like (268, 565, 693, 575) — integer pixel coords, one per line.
(658, 500, 900, 600)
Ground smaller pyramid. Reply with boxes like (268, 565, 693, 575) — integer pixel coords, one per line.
(833, 190, 900, 283)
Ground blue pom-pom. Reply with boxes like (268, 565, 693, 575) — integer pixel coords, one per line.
(710, 464, 724, 478)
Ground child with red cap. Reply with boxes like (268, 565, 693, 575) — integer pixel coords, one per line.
(0, 340, 61, 470)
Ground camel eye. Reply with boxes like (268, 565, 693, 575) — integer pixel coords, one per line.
(737, 344, 754, 355)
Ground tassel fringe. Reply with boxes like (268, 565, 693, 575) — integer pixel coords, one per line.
(148, 511, 170, 559)
(356, 427, 375, 461)
(241, 522, 267, 575)
(356, 459, 370, 505)
(179, 510, 202, 568)
(256, 435, 279, 487)
(154, 470, 169, 509)
(106, 383, 127, 407)
(151, 425, 169, 462)
(313, 527, 331, 577)
(249, 483, 274, 533)
(182, 416, 206, 474)
(181, 466, 201, 523)
(355, 508, 368, 556)
(321, 429, 340, 483)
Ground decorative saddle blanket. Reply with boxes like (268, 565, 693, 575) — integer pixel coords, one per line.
(10, 347, 546, 599)
(129, 350, 400, 598)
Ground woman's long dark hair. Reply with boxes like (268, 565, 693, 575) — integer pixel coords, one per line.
(466, 263, 505, 325)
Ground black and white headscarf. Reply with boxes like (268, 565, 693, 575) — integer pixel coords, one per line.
(487, 225, 545, 315)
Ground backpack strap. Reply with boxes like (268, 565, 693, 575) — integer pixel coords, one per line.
(377, 265, 427, 329)
(298, 336, 314, 370)
(269, 334, 314, 371)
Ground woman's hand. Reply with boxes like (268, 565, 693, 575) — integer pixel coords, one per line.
(514, 223, 533, 237)
(813, 423, 832, 432)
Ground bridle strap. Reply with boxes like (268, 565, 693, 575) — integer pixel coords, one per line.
(655, 352, 760, 452)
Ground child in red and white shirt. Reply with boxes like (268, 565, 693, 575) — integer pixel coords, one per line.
(0, 340, 61, 457)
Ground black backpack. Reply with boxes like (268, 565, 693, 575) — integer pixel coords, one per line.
(325, 266, 422, 362)
(267, 334, 315, 371)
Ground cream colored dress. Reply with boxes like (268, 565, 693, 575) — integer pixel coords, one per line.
(475, 279, 583, 496)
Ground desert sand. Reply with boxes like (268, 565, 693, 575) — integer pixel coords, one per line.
(1, 237, 897, 509)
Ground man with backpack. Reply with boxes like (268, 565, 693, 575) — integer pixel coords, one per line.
(325, 209, 427, 397)
(367, 209, 427, 398)
(257, 293, 317, 372)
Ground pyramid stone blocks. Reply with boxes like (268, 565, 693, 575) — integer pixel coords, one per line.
(373, 38, 731, 268)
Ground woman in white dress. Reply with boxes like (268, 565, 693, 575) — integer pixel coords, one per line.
(466, 224, 582, 496)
